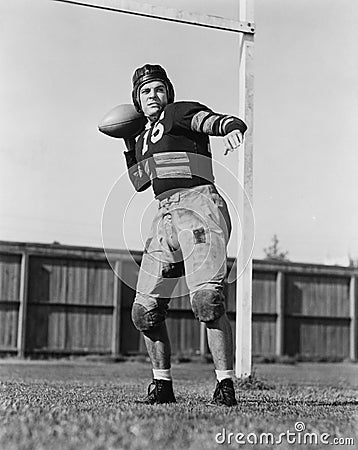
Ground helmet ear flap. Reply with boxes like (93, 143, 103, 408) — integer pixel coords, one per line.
(166, 80, 175, 104)
(132, 89, 142, 113)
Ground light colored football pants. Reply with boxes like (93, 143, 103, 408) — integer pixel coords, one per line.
(131, 184, 232, 330)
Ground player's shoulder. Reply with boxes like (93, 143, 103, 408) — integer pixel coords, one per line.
(165, 101, 209, 114)
(163, 101, 211, 126)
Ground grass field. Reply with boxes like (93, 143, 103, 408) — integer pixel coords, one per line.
(0, 359, 357, 449)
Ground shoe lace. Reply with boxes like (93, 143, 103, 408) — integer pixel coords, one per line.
(147, 381, 157, 397)
(147, 379, 164, 397)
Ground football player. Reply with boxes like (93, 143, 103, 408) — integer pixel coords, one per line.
(123, 64, 247, 406)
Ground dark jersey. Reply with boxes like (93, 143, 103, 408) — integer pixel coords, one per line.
(124, 101, 247, 199)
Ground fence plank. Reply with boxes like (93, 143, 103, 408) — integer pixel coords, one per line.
(349, 275, 357, 360)
(275, 271, 284, 356)
(17, 252, 29, 357)
(200, 322, 206, 356)
(111, 260, 122, 356)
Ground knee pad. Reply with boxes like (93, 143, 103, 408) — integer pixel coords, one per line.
(191, 289, 225, 322)
(131, 303, 167, 331)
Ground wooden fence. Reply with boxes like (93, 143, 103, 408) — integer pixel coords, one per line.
(0, 240, 357, 360)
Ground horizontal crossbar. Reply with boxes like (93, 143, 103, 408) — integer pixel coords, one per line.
(53, 0, 256, 34)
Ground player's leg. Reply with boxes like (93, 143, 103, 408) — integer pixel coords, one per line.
(142, 320, 171, 369)
(174, 186, 236, 406)
(140, 320, 176, 404)
(131, 210, 178, 403)
(206, 313, 233, 370)
(206, 313, 237, 407)
(132, 269, 177, 403)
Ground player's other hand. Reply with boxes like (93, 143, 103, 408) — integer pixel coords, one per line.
(223, 130, 244, 155)
(124, 138, 136, 152)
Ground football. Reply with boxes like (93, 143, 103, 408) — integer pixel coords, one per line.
(98, 104, 146, 139)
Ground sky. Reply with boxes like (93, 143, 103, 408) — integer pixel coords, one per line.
(0, 0, 358, 265)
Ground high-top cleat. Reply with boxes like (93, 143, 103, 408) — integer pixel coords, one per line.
(143, 379, 176, 404)
(211, 378, 237, 407)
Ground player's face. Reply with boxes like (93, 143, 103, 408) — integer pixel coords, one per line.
(139, 81, 168, 121)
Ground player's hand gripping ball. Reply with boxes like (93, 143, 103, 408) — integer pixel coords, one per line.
(98, 104, 146, 139)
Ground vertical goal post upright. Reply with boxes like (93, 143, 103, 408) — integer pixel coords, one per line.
(236, 0, 254, 379)
(52, 0, 255, 378)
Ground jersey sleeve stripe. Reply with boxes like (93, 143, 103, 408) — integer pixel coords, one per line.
(190, 110, 211, 133)
(201, 115, 219, 135)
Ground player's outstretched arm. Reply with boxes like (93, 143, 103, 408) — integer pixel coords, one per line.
(190, 108, 247, 156)
(171, 102, 247, 155)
